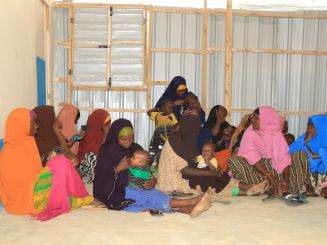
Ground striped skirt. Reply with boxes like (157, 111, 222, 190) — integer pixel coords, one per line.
(228, 152, 308, 193)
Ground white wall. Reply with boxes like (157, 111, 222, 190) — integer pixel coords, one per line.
(0, 0, 50, 137)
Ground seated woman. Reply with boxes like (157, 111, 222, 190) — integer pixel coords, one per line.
(0, 108, 93, 220)
(157, 114, 229, 194)
(57, 104, 81, 154)
(155, 76, 189, 120)
(289, 115, 327, 197)
(197, 105, 230, 152)
(77, 109, 111, 183)
(228, 106, 308, 196)
(93, 119, 212, 217)
(33, 105, 62, 165)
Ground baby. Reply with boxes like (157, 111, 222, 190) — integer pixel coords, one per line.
(128, 150, 154, 190)
(147, 99, 177, 128)
(196, 142, 219, 171)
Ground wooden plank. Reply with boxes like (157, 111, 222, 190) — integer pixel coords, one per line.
(207, 47, 225, 53)
(201, 0, 208, 110)
(71, 84, 147, 92)
(106, 5, 110, 85)
(79, 107, 147, 113)
(224, 0, 233, 120)
(152, 80, 169, 85)
(233, 10, 327, 19)
(151, 47, 203, 54)
(53, 78, 67, 83)
(146, 10, 152, 110)
(148, 6, 203, 14)
(231, 108, 327, 116)
(67, 6, 74, 104)
(232, 47, 327, 56)
(111, 40, 144, 45)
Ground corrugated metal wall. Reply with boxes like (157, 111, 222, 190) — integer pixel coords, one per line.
(53, 7, 327, 148)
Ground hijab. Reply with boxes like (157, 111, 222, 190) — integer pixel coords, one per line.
(0, 108, 42, 215)
(33, 105, 60, 160)
(77, 109, 110, 162)
(169, 115, 201, 162)
(155, 76, 188, 108)
(289, 115, 327, 173)
(57, 104, 78, 154)
(237, 106, 291, 174)
(93, 119, 142, 209)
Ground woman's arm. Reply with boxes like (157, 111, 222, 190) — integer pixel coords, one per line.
(53, 119, 69, 153)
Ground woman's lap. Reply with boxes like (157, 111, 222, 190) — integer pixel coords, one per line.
(228, 152, 308, 193)
(124, 187, 171, 212)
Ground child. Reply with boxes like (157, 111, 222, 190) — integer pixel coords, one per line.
(128, 150, 154, 190)
(195, 142, 219, 171)
(148, 99, 178, 165)
(182, 92, 205, 125)
(147, 99, 177, 128)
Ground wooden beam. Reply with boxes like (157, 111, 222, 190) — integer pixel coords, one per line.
(224, 0, 233, 120)
(232, 48, 327, 56)
(110, 86, 147, 92)
(79, 107, 147, 113)
(207, 47, 225, 53)
(146, 10, 153, 110)
(152, 80, 169, 85)
(148, 6, 203, 14)
(151, 47, 203, 54)
(233, 10, 327, 19)
(106, 5, 110, 85)
(201, 0, 208, 111)
(53, 78, 67, 83)
(231, 108, 326, 116)
(72, 84, 109, 91)
(67, 6, 74, 104)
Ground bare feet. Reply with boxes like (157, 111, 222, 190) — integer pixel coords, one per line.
(82, 198, 106, 209)
(190, 190, 213, 218)
(246, 181, 269, 196)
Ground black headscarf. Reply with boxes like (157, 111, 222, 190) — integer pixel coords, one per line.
(168, 115, 201, 162)
(155, 76, 188, 108)
(93, 118, 142, 210)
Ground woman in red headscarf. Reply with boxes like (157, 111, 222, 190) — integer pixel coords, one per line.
(77, 109, 111, 183)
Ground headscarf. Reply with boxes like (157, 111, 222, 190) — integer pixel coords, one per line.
(237, 106, 291, 174)
(289, 115, 327, 174)
(0, 108, 42, 215)
(57, 104, 78, 154)
(93, 119, 142, 209)
(169, 115, 201, 162)
(155, 76, 189, 109)
(33, 105, 60, 159)
(203, 105, 230, 132)
(77, 109, 110, 162)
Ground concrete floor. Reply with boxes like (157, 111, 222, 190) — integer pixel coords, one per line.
(1, 196, 327, 245)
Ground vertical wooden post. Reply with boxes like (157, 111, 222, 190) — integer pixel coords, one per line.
(106, 5, 110, 88)
(201, 0, 208, 110)
(225, 0, 233, 121)
(146, 10, 153, 110)
(67, 6, 74, 104)
(108, 5, 113, 89)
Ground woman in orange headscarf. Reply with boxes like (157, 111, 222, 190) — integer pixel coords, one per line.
(0, 108, 93, 219)
(0, 108, 42, 215)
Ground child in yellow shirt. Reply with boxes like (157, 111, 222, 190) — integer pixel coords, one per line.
(148, 99, 178, 165)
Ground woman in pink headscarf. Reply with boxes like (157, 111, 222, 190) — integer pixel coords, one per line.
(228, 106, 308, 196)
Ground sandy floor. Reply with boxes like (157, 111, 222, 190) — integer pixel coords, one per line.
(1, 195, 327, 245)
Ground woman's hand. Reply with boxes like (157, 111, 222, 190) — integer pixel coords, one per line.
(144, 178, 157, 189)
(115, 157, 130, 173)
(53, 119, 63, 132)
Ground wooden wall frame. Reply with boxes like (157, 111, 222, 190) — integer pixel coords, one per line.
(53, 0, 327, 119)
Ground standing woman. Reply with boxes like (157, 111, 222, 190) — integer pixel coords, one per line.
(228, 106, 308, 196)
(155, 76, 189, 119)
(0, 108, 93, 220)
(77, 109, 111, 183)
(197, 105, 230, 152)
(57, 104, 80, 154)
(93, 119, 143, 209)
(289, 115, 327, 197)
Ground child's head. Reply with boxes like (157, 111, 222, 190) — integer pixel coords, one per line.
(284, 133, 295, 145)
(183, 92, 199, 108)
(160, 99, 174, 115)
(202, 142, 216, 160)
(223, 126, 236, 142)
(130, 150, 151, 167)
